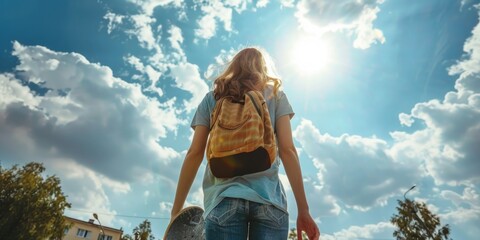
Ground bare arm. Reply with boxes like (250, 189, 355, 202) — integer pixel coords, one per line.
(276, 115, 320, 240)
(170, 125, 209, 218)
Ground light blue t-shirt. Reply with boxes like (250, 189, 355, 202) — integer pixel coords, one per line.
(191, 88, 295, 218)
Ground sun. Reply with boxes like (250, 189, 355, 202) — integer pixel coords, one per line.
(292, 36, 331, 75)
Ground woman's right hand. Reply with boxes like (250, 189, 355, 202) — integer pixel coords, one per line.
(170, 207, 180, 219)
(297, 210, 320, 240)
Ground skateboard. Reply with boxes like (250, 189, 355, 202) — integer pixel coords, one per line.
(164, 206, 205, 240)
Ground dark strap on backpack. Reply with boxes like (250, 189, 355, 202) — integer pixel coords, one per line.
(246, 91, 263, 119)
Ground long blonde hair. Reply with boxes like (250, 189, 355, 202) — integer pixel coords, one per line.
(213, 47, 281, 101)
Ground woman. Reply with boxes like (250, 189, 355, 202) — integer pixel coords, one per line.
(170, 47, 320, 240)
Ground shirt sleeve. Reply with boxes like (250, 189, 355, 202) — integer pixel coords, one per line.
(191, 92, 214, 129)
(275, 91, 295, 120)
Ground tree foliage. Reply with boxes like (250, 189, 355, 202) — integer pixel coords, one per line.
(391, 199, 451, 240)
(0, 162, 72, 240)
(288, 228, 309, 240)
(133, 219, 155, 240)
(121, 234, 134, 240)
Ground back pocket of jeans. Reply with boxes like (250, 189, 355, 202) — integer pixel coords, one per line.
(207, 198, 239, 226)
(261, 205, 288, 228)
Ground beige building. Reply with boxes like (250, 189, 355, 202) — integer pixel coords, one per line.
(63, 216, 123, 240)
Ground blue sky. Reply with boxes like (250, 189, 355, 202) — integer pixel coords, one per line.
(1, 0, 479, 239)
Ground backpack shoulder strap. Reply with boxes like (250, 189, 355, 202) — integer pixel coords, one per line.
(246, 91, 263, 119)
(210, 97, 226, 130)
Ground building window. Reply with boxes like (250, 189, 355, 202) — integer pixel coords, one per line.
(76, 228, 91, 238)
(98, 234, 113, 240)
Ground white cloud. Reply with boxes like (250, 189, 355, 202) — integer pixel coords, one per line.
(461, 0, 475, 10)
(194, 2, 232, 40)
(102, 11, 168, 75)
(441, 206, 480, 224)
(127, 0, 183, 16)
(353, 6, 385, 49)
(102, 5, 209, 117)
(195, 14, 217, 40)
(125, 55, 163, 83)
(169, 62, 210, 112)
(125, 55, 144, 72)
(442, 187, 479, 207)
(193, 0, 251, 40)
(124, 54, 164, 97)
(438, 187, 480, 238)
(168, 25, 187, 63)
(449, 4, 480, 77)
(104, 11, 125, 34)
(0, 73, 39, 108)
(281, 173, 341, 220)
(321, 222, 394, 240)
(187, 187, 204, 207)
(396, 6, 480, 186)
(45, 59, 60, 70)
(168, 25, 184, 52)
(294, 0, 385, 49)
(303, 177, 341, 217)
(125, 54, 146, 79)
(144, 65, 162, 85)
(398, 112, 414, 127)
(280, 0, 295, 8)
(0, 42, 196, 232)
(51, 158, 122, 226)
(224, 0, 250, 13)
(159, 201, 173, 214)
(290, 8, 480, 237)
(128, 14, 159, 51)
(0, 42, 181, 183)
(256, 0, 269, 8)
(293, 119, 423, 210)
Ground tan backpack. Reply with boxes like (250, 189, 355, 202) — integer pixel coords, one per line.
(206, 90, 276, 178)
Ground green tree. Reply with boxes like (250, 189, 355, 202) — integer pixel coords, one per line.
(133, 219, 155, 240)
(288, 228, 308, 240)
(121, 234, 134, 240)
(391, 199, 451, 240)
(0, 162, 72, 240)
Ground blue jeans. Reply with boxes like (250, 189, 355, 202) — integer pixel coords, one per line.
(205, 198, 289, 240)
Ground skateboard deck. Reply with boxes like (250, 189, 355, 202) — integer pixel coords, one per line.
(164, 206, 205, 240)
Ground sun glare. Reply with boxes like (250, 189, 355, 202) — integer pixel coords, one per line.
(292, 37, 331, 75)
